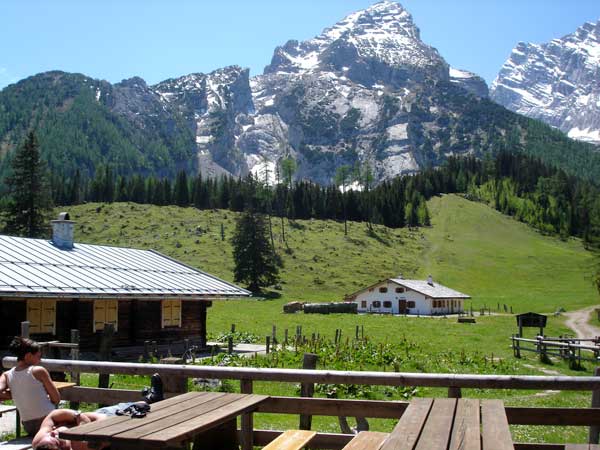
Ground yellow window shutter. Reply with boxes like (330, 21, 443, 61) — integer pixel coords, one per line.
(94, 301, 106, 332)
(106, 300, 118, 331)
(172, 300, 181, 327)
(27, 300, 42, 333)
(162, 300, 172, 328)
(41, 301, 56, 334)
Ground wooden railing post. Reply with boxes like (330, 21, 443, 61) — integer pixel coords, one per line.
(240, 379, 253, 450)
(299, 353, 318, 430)
(20, 321, 30, 339)
(448, 387, 462, 398)
(70, 329, 80, 410)
(589, 367, 600, 444)
(98, 323, 114, 394)
(159, 357, 187, 395)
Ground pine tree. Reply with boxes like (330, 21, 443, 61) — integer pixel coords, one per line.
(173, 170, 190, 206)
(231, 210, 280, 293)
(3, 131, 53, 238)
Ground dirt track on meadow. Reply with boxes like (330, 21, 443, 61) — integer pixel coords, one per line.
(564, 306, 600, 339)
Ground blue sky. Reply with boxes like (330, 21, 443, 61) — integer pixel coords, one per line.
(1, 0, 598, 89)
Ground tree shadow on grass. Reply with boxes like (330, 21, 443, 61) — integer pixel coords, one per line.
(366, 228, 392, 247)
(253, 289, 282, 300)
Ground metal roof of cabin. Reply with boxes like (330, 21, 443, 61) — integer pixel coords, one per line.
(0, 235, 251, 299)
(390, 278, 471, 299)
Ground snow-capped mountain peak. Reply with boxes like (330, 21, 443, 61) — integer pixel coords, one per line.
(491, 19, 600, 144)
(264, 1, 448, 84)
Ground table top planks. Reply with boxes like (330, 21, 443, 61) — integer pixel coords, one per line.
(481, 400, 514, 450)
(379, 398, 433, 450)
(60, 392, 268, 448)
(414, 398, 456, 450)
(379, 398, 513, 450)
(449, 398, 481, 450)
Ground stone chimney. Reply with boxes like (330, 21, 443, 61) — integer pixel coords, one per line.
(427, 275, 434, 286)
(51, 212, 75, 249)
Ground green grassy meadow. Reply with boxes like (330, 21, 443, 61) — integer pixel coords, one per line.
(65, 195, 600, 444)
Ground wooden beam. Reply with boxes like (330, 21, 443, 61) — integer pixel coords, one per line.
(5, 357, 600, 391)
(257, 397, 408, 418)
(506, 407, 600, 426)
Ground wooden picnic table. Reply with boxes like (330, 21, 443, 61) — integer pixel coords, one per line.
(375, 397, 514, 450)
(60, 391, 269, 450)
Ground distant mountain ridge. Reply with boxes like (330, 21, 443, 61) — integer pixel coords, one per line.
(0, 1, 599, 185)
(491, 20, 600, 144)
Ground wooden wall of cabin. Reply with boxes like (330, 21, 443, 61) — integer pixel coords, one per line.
(0, 300, 26, 346)
(0, 298, 211, 351)
(76, 299, 211, 350)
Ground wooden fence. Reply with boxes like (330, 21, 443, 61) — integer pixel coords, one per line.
(512, 335, 600, 369)
(3, 357, 600, 450)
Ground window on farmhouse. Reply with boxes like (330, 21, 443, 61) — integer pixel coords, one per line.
(407, 301, 415, 308)
(373, 301, 381, 308)
(383, 301, 392, 308)
(361, 300, 367, 308)
(162, 300, 182, 328)
(379, 287, 388, 293)
(395, 287, 404, 293)
(433, 300, 438, 308)
(27, 300, 56, 334)
(94, 300, 118, 332)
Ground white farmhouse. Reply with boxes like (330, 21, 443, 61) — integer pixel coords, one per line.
(344, 275, 470, 315)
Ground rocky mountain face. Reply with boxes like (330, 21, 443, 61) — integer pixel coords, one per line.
(491, 21, 600, 144)
(2, 1, 599, 185)
(221, 0, 492, 184)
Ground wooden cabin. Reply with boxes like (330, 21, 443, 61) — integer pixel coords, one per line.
(0, 213, 250, 349)
(344, 275, 470, 315)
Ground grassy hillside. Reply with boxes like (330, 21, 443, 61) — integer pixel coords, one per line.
(67, 194, 597, 312)
(65, 195, 598, 364)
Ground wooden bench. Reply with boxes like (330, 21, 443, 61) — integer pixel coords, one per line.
(0, 406, 17, 416)
(262, 430, 316, 450)
(342, 431, 388, 450)
(0, 437, 32, 450)
(565, 446, 600, 449)
(458, 317, 476, 323)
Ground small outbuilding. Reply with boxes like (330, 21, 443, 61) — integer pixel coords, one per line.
(344, 275, 470, 315)
(0, 213, 250, 349)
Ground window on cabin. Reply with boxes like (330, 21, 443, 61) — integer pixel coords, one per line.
(433, 300, 438, 308)
(383, 301, 392, 308)
(94, 300, 118, 332)
(407, 301, 416, 308)
(373, 301, 381, 308)
(361, 301, 367, 308)
(395, 287, 404, 293)
(27, 300, 56, 334)
(162, 300, 182, 328)
(379, 287, 388, 293)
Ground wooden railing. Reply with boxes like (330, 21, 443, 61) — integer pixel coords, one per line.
(3, 357, 600, 450)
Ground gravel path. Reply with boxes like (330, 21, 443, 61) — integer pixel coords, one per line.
(564, 306, 600, 339)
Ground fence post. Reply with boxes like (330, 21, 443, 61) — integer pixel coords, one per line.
(98, 323, 115, 393)
(20, 321, 30, 339)
(69, 329, 80, 410)
(240, 379, 253, 450)
(228, 336, 233, 355)
(265, 336, 270, 354)
(590, 367, 600, 444)
(448, 387, 462, 398)
(299, 353, 318, 430)
(159, 357, 187, 395)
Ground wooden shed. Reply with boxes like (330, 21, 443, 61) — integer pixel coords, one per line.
(0, 213, 250, 349)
